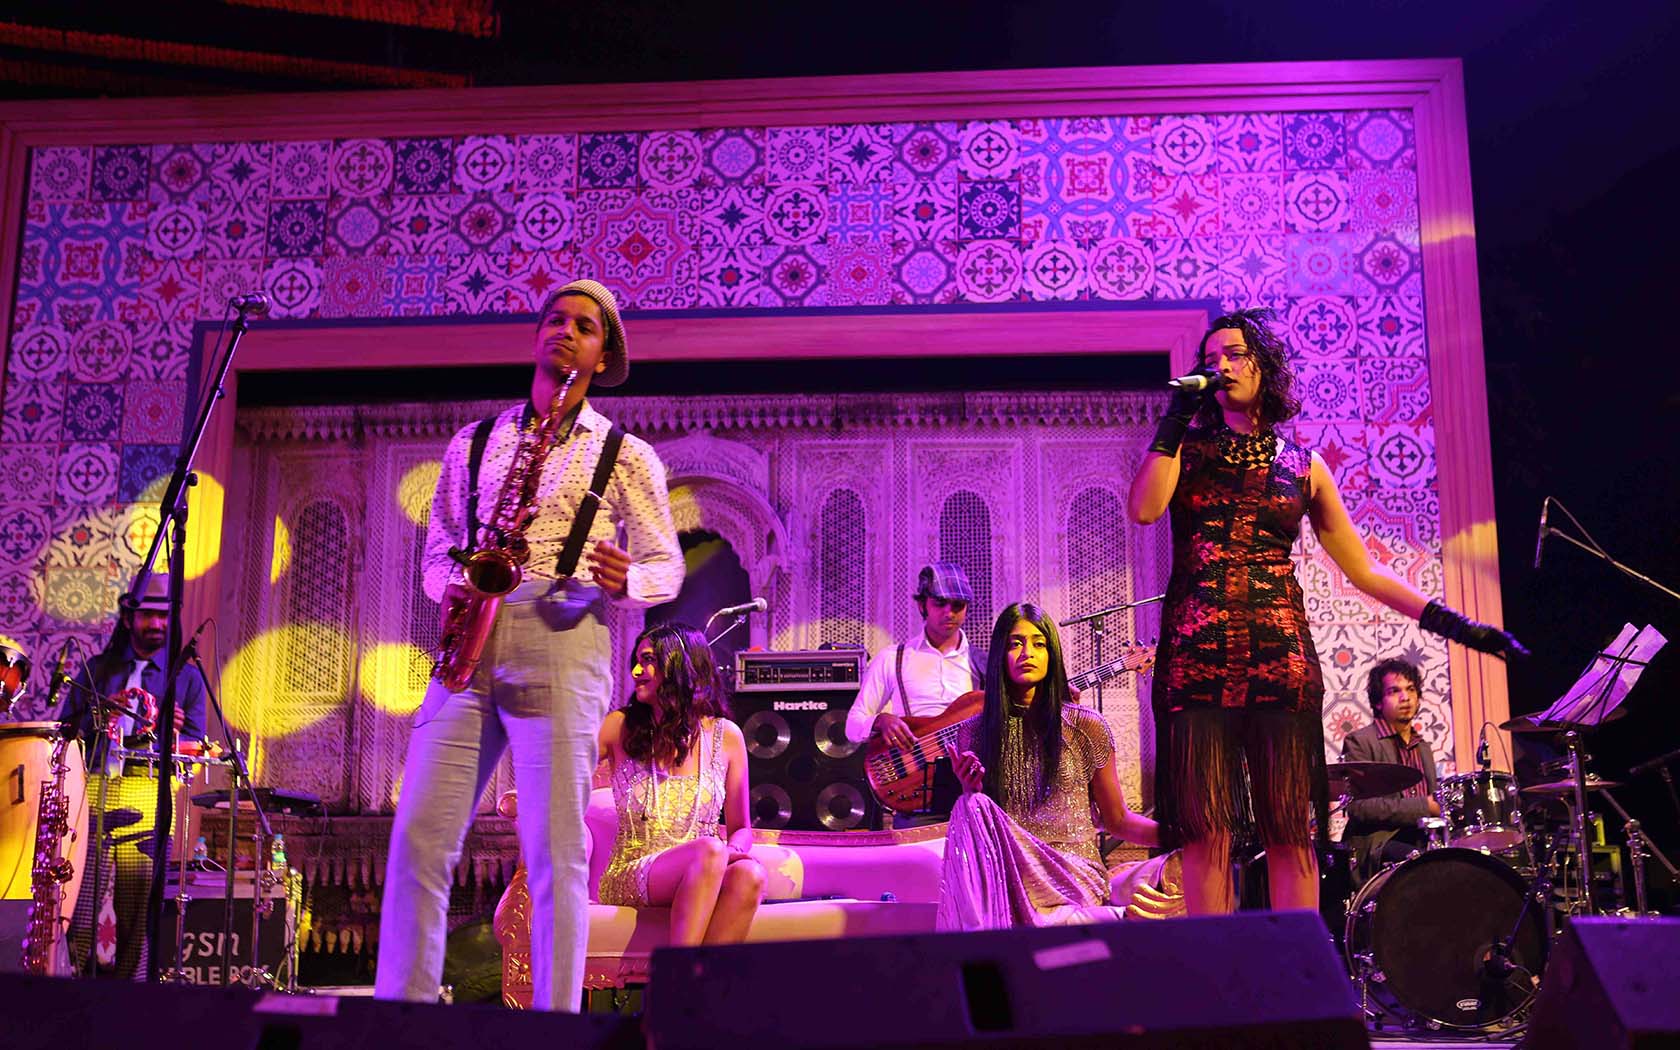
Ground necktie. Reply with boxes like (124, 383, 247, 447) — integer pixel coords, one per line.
(106, 658, 150, 776)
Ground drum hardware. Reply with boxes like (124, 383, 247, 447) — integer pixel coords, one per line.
(1588, 786, 1678, 917)
(182, 641, 291, 991)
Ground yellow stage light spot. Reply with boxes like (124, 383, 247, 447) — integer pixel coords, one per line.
(359, 641, 432, 717)
(667, 484, 701, 532)
(270, 515, 292, 584)
(218, 622, 352, 738)
(397, 461, 442, 527)
(128, 472, 226, 580)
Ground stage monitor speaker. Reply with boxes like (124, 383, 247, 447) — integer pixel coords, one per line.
(1523, 917, 1680, 1050)
(646, 910, 1366, 1049)
(0, 972, 643, 1050)
(734, 687, 880, 832)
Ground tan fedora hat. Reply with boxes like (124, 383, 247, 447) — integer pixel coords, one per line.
(537, 278, 629, 388)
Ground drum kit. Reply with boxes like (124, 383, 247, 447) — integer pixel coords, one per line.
(1327, 722, 1678, 1035)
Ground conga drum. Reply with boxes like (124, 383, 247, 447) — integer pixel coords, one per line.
(1, 723, 89, 936)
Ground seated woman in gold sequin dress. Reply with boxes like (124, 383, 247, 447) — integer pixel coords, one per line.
(596, 623, 764, 945)
(939, 603, 1159, 930)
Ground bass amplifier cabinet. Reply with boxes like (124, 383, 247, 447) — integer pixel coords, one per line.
(733, 685, 880, 832)
(156, 869, 301, 987)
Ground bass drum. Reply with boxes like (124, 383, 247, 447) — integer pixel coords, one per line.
(1344, 848, 1545, 1030)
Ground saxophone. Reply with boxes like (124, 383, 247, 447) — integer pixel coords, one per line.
(19, 735, 76, 975)
(433, 370, 579, 691)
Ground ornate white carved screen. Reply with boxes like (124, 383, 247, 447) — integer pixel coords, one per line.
(227, 390, 1170, 814)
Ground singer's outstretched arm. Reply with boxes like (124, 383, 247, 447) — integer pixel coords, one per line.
(1307, 452, 1430, 619)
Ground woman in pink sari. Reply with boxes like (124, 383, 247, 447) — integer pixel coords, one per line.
(939, 603, 1159, 930)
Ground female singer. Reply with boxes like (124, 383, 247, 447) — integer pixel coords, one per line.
(1127, 307, 1525, 915)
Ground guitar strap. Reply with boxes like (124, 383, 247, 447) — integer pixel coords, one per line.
(893, 644, 908, 716)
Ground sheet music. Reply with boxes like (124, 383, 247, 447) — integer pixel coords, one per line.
(1540, 623, 1667, 726)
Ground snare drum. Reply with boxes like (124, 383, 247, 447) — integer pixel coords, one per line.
(1344, 848, 1545, 1030)
(0, 722, 88, 916)
(1439, 770, 1527, 854)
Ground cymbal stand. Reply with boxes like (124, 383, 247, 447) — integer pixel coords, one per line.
(1594, 787, 1678, 916)
(1562, 731, 1598, 916)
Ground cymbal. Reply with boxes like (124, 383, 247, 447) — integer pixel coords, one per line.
(1326, 761, 1424, 799)
(1522, 774, 1623, 795)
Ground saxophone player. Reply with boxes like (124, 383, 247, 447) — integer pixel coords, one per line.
(376, 279, 684, 1012)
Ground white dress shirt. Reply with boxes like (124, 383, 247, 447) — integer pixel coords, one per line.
(844, 628, 977, 744)
(422, 401, 684, 607)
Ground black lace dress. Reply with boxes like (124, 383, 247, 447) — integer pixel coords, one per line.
(1151, 423, 1328, 850)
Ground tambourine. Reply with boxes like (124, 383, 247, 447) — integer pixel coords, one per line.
(104, 686, 159, 744)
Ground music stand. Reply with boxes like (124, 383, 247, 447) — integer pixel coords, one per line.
(1505, 624, 1667, 914)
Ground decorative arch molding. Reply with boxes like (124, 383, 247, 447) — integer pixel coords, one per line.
(656, 432, 791, 603)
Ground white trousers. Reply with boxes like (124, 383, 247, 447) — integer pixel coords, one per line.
(375, 583, 609, 1011)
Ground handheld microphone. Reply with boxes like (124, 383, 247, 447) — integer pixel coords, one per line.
(714, 598, 768, 618)
(229, 291, 271, 315)
(1532, 497, 1550, 570)
(43, 638, 74, 708)
(1167, 371, 1234, 393)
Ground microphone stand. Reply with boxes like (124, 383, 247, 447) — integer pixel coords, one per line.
(132, 302, 259, 984)
(189, 643, 276, 989)
(1537, 504, 1680, 605)
(1060, 594, 1163, 714)
(1629, 747, 1680, 825)
(705, 608, 754, 648)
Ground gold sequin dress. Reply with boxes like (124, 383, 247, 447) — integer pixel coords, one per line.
(937, 701, 1124, 930)
(597, 719, 730, 907)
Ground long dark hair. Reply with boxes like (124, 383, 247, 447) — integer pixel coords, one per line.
(977, 603, 1071, 807)
(1194, 307, 1302, 428)
(620, 622, 730, 768)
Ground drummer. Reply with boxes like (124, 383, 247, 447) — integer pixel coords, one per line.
(1341, 658, 1440, 881)
(52, 573, 209, 979)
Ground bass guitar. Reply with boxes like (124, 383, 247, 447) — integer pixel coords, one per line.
(864, 644, 1156, 814)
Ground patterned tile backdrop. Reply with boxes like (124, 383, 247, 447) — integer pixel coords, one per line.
(2, 107, 1455, 769)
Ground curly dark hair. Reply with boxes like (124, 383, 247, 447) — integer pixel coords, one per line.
(977, 603, 1072, 808)
(620, 622, 731, 768)
(1194, 307, 1302, 428)
(1365, 657, 1423, 718)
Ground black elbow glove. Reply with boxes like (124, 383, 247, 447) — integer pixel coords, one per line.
(1148, 386, 1206, 456)
(1419, 599, 1530, 659)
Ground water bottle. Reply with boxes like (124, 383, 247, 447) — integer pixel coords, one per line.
(269, 833, 287, 874)
(191, 835, 210, 869)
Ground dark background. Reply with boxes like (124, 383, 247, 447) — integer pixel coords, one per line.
(9, 1, 1680, 894)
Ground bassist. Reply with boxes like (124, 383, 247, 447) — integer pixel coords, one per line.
(843, 563, 983, 825)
